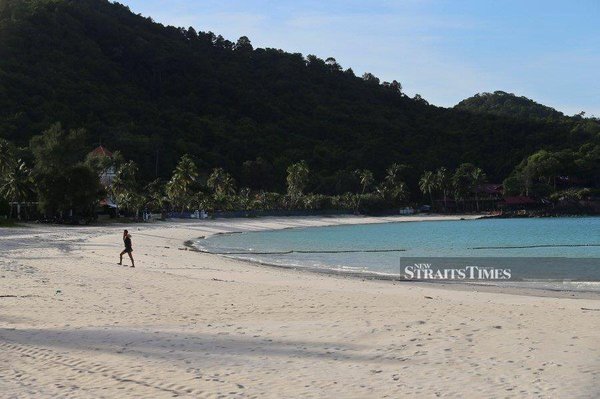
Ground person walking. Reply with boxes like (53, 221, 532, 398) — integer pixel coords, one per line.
(118, 229, 135, 267)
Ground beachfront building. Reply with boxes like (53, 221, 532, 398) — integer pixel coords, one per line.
(89, 145, 116, 187)
(435, 183, 504, 212)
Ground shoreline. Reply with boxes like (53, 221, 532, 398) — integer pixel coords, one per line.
(2, 215, 600, 397)
(184, 215, 600, 300)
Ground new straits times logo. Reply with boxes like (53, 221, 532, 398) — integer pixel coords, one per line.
(404, 263, 512, 280)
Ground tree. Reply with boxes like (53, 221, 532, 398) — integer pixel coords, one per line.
(234, 36, 253, 52)
(325, 57, 341, 72)
(30, 123, 87, 172)
(166, 154, 198, 211)
(207, 167, 236, 196)
(0, 0, 598, 196)
(508, 150, 563, 197)
(470, 167, 487, 211)
(241, 157, 274, 191)
(502, 175, 522, 196)
(0, 159, 33, 219)
(362, 73, 380, 85)
(85, 149, 123, 177)
(390, 80, 402, 94)
(207, 167, 236, 210)
(452, 163, 474, 210)
(29, 123, 103, 217)
(236, 187, 252, 211)
(112, 161, 140, 215)
(144, 179, 167, 211)
(286, 161, 309, 203)
(435, 167, 451, 212)
(523, 150, 561, 192)
(63, 165, 105, 217)
(377, 163, 408, 206)
(419, 171, 436, 207)
(116, 190, 145, 218)
(354, 169, 374, 213)
(574, 144, 600, 187)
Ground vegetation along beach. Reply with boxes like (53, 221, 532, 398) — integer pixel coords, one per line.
(1, 0, 599, 398)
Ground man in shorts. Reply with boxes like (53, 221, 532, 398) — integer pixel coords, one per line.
(118, 229, 135, 268)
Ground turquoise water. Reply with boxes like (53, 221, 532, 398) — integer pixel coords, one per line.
(196, 217, 600, 291)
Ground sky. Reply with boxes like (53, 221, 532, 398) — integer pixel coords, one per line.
(119, 0, 599, 116)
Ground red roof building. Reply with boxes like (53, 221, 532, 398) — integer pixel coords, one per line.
(473, 184, 503, 196)
(88, 146, 116, 187)
(89, 145, 113, 158)
(499, 196, 538, 208)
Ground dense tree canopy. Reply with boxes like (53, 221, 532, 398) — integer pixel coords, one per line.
(0, 0, 598, 207)
(454, 91, 568, 121)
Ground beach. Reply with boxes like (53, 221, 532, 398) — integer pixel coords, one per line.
(1, 215, 599, 398)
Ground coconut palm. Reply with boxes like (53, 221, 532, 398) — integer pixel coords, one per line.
(354, 169, 374, 213)
(470, 167, 487, 211)
(236, 187, 252, 211)
(419, 171, 436, 207)
(377, 163, 408, 205)
(207, 167, 236, 197)
(253, 191, 281, 211)
(286, 161, 309, 203)
(207, 168, 236, 210)
(435, 167, 451, 212)
(356, 169, 374, 195)
(166, 155, 199, 212)
(111, 161, 139, 215)
(144, 179, 167, 211)
(0, 159, 33, 219)
(116, 191, 146, 219)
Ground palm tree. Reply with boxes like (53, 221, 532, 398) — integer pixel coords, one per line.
(207, 167, 236, 197)
(452, 163, 476, 211)
(144, 179, 167, 212)
(237, 187, 252, 211)
(111, 161, 139, 216)
(377, 164, 408, 206)
(419, 171, 436, 207)
(0, 159, 33, 219)
(354, 169, 373, 213)
(116, 191, 145, 219)
(166, 155, 198, 212)
(286, 161, 309, 204)
(470, 167, 487, 211)
(435, 167, 451, 212)
(207, 168, 236, 210)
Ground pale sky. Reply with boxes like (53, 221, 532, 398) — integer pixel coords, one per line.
(119, 0, 600, 117)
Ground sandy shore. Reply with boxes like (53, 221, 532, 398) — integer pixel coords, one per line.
(1, 215, 599, 398)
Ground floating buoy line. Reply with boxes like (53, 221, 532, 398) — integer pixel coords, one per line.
(197, 248, 407, 255)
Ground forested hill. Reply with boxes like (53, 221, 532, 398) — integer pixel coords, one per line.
(454, 91, 567, 121)
(0, 0, 598, 192)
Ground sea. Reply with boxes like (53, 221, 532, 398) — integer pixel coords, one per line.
(194, 217, 600, 293)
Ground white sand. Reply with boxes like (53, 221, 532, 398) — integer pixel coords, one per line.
(1, 215, 599, 398)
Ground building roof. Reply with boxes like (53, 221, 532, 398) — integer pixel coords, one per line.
(89, 145, 113, 158)
(500, 196, 537, 205)
(472, 183, 503, 195)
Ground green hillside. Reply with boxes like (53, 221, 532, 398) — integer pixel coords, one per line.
(0, 0, 598, 196)
(455, 91, 567, 121)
